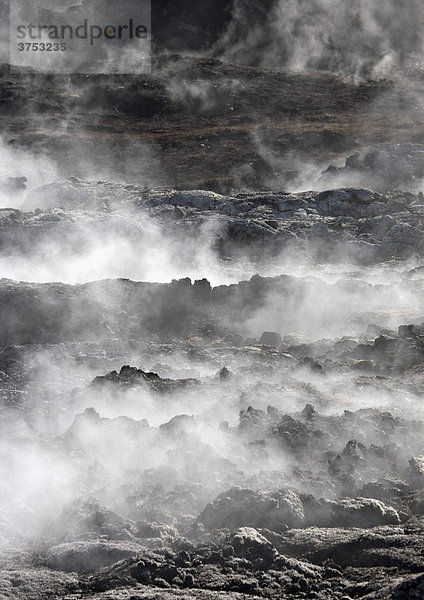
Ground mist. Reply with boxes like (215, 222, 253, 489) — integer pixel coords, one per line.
(209, 0, 424, 77)
(1, 1, 424, 599)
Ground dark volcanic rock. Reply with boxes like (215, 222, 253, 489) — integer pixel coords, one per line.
(92, 365, 200, 393)
(259, 332, 282, 348)
(269, 519, 424, 571)
(302, 496, 400, 528)
(200, 488, 305, 531)
(324, 144, 424, 193)
(50, 500, 137, 543)
(46, 540, 141, 573)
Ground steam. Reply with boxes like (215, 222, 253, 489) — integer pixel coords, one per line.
(210, 0, 424, 78)
(0, 138, 58, 206)
(0, 214, 235, 285)
(1, 1, 424, 572)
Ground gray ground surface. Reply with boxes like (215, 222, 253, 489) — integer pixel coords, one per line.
(2, 2, 424, 599)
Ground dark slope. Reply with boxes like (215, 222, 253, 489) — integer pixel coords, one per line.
(2, 56, 423, 191)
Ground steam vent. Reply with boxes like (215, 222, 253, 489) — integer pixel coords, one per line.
(2, 0, 424, 598)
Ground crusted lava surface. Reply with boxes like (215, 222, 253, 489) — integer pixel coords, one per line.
(1, 181, 424, 598)
(2, 2, 424, 599)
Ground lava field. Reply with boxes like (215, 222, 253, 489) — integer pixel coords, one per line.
(2, 1, 424, 599)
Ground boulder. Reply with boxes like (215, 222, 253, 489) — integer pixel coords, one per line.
(199, 488, 305, 531)
(303, 496, 400, 528)
(259, 331, 282, 348)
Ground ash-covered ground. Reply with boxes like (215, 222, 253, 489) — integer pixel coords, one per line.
(2, 1, 424, 599)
